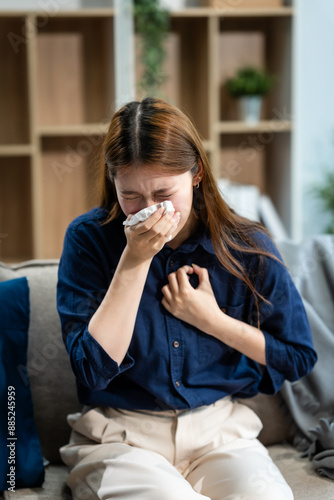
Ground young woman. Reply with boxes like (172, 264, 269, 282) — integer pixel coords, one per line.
(57, 97, 317, 500)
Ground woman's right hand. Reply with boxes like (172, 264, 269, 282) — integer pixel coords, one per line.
(124, 208, 180, 262)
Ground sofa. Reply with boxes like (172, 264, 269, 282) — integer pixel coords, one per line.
(0, 256, 333, 500)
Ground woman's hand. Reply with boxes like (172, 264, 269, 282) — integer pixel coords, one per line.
(162, 263, 267, 365)
(161, 263, 222, 333)
(124, 208, 180, 262)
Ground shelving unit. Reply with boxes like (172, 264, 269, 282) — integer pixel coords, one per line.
(0, 4, 294, 261)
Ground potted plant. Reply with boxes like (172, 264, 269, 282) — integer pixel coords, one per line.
(226, 66, 274, 124)
(134, 0, 170, 97)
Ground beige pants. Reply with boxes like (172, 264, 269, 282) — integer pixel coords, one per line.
(60, 397, 293, 500)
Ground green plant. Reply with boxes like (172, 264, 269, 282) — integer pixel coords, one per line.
(226, 66, 274, 98)
(134, 0, 170, 97)
(312, 170, 334, 234)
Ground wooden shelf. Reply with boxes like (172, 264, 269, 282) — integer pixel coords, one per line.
(0, 9, 114, 17)
(215, 120, 292, 134)
(0, 145, 34, 156)
(171, 7, 293, 18)
(0, 7, 292, 18)
(37, 123, 109, 137)
(0, 4, 295, 259)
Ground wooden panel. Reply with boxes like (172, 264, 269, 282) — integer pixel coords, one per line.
(0, 18, 30, 144)
(266, 132, 291, 233)
(135, 32, 181, 107)
(174, 17, 210, 140)
(0, 157, 33, 261)
(36, 32, 84, 126)
(135, 17, 210, 140)
(36, 17, 114, 127)
(40, 136, 100, 258)
(219, 134, 266, 191)
(266, 17, 292, 119)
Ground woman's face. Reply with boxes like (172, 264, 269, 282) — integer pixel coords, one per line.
(114, 167, 199, 246)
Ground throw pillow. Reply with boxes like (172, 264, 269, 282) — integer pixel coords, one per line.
(0, 277, 44, 492)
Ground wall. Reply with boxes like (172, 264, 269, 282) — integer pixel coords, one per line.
(293, 0, 334, 239)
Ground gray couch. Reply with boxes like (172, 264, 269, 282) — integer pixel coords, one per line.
(0, 258, 333, 500)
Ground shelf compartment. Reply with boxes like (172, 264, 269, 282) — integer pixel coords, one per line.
(218, 16, 292, 123)
(40, 136, 101, 259)
(135, 16, 210, 141)
(218, 130, 291, 231)
(36, 16, 114, 128)
(219, 134, 266, 192)
(0, 156, 33, 262)
(0, 17, 30, 145)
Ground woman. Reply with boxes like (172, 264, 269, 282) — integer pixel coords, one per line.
(57, 97, 317, 500)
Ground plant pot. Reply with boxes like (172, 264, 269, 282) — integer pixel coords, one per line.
(159, 0, 187, 10)
(237, 96, 263, 124)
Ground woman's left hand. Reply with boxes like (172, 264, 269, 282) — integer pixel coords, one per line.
(161, 263, 222, 333)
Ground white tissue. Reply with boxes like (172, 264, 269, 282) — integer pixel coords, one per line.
(123, 201, 175, 226)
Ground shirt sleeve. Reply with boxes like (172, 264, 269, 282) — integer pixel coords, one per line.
(57, 220, 134, 391)
(254, 243, 317, 394)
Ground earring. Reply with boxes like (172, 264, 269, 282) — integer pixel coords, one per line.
(196, 182, 200, 189)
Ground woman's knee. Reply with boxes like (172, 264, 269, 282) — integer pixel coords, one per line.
(245, 477, 294, 500)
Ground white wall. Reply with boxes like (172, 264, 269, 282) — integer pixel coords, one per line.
(293, 0, 334, 239)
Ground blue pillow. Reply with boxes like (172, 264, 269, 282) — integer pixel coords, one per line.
(0, 277, 44, 492)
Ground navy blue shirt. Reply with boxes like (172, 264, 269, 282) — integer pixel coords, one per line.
(57, 207, 317, 410)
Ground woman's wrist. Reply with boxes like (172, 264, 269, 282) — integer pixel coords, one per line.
(209, 310, 266, 365)
(122, 244, 153, 269)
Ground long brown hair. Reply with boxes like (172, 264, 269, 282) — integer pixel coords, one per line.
(98, 97, 279, 324)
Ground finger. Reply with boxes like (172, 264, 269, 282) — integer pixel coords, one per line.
(132, 207, 166, 234)
(179, 265, 194, 275)
(148, 211, 180, 244)
(191, 263, 210, 285)
(176, 267, 193, 293)
(161, 296, 171, 313)
(167, 271, 179, 295)
(161, 284, 172, 302)
(164, 215, 181, 242)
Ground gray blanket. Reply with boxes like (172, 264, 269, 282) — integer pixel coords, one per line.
(277, 235, 334, 479)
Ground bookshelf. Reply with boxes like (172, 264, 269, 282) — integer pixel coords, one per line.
(0, 5, 294, 261)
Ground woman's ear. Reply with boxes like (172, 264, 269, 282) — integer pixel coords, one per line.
(192, 158, 204, 187)
(197, 158, 203, 181)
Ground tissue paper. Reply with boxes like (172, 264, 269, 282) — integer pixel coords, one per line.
(123, 201, 174, 227)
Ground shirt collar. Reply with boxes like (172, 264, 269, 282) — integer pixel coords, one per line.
(174, 223, 215, 255)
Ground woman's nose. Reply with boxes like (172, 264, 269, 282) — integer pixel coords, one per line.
(141, 199, 157, 209)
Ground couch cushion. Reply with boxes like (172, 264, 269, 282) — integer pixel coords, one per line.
(3, 464, 71, 500)
(0, 261, 81, 465)
(269, 444, 334, 500)
(240, 393, 296, 446)
(0, 277, 44, 490)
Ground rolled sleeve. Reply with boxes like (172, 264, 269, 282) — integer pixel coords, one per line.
(254, 248, 317, 394)
(70, 327, 134, 390)
(57, 219, 134, 391)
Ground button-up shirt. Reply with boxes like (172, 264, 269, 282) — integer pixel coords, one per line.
(57, 207, 317, 410)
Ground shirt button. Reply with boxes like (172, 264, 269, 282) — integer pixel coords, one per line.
(170, 261, 174, 268)
(173, 341, 180, 348)
(175, 380, 180, 387)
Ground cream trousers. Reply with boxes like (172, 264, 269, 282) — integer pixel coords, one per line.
(60, 397, 293, 500)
